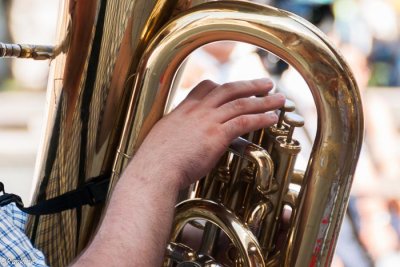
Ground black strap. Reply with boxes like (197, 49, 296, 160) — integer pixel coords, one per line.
(0, 175, 110, 215)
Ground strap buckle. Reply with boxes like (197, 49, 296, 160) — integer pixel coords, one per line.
(0, 182, 24, 208)
(0, 193, 24, 208)
(85, 177, 109, 206)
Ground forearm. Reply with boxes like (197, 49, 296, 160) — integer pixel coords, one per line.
(73, 158, 180, 266)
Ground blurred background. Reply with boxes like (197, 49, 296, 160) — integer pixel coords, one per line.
(1, 0, 400, 266)
(0, 0, 59, 204)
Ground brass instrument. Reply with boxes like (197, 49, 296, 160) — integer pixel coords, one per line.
(1, 0, 363, 266)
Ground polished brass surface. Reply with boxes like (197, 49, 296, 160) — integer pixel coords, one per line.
(291, 169, 305, 186)
(228, 138, 274, 194)
(283, 113, 305, 143)
(111, 1, 363, 266)
(284, 113, 304, 128)
(262, 99, 296, 152)
(2, 0, 363, 266)
(166, 242, 197, 263)
(22, 0, 182, 266)
(168, 199, 265, 267)
(260, 127, 302, 261)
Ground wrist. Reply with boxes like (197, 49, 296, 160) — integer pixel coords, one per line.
(123, 155, 182, 192)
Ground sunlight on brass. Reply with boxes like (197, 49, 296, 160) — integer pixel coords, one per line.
(10, 0, 364, 266)
(112, 1, 363, 266)
(167, 199, 265, 267)
(284, 113, 305, 143)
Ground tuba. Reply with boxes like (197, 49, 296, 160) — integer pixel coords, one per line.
(0, 0, 363, 266)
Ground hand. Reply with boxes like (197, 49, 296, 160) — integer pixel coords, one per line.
(130, 78, 285, 189)
(75, 79, 285, 267)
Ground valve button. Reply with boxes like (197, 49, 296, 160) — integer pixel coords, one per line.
(283, 113, 304, 143)
(277, 99, 295, 128)
(284, 113, 304, 128)
(282, 99, 295, 112)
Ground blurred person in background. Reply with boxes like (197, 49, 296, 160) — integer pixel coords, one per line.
(333, 1, 400, 265)
(267, 2, 372, 266)
(1, 0, 400, 266)
(333, 0, 400, 87)
(339, 43, 400, 267)
(161, 1, 400, 265)
(270, 0, 400, 266)
(167, 41, 270, 110)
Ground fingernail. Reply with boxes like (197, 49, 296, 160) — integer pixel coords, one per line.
(257, 78, 274, 87)
(275, 93, 286, 101)
(262, 78, 275, 87)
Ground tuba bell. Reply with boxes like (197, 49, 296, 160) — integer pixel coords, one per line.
(0, 0, 363, 266)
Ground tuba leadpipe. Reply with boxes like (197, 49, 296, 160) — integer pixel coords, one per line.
(0, 42, 54, 60)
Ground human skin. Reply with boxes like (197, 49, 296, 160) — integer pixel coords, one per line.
(72, 78, 285, 266)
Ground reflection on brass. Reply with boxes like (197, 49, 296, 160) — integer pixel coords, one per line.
(23, 0, 183, 266)
(262, 99, 296, 152)
(283, 113, 305, 143)
(1, 0, 363, 266)
(0, 42, 54, 60)
(166, 242, 197, 262)
(167, 199, 265, 267)
(112, 1, 363, 266)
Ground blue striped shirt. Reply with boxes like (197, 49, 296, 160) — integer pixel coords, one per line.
(0, 203, 47, 266)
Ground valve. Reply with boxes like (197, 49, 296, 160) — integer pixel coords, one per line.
(283, 113, 304, 143)
(277, 99, 295, 129)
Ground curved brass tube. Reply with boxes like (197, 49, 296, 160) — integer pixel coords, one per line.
(229, 137, 274, 194)
(111, 1, 363, 266)
(170, 199, 265, 267)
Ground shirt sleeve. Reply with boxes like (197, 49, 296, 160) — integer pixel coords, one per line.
(0, 203, 48, 267)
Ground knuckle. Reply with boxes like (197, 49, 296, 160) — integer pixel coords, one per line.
(179, 100, 199, 115)
(260, 113, 277, 127)
(249, 79, 259, 87)
(221, 81, 241, 90)
(263, 95, 272, 105)
(221, 81, 233, 88)
(235, 116, 249, 129)
(199, 79, 217, 87)
(248, 79, 265, 90)
(223, 124, 234, 140)
(232, 98, 246, 110)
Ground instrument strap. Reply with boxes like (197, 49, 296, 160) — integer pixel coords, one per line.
(0, 175, 109, 215)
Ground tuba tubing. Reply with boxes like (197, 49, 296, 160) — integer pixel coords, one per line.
(2, 0, 363, 266)
(170, 199, 265, 267)
(110, 1, 363, 266)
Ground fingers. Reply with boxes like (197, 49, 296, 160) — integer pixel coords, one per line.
(175, 79, 284, 143)
(185, 80, 219, 101)
(217, 93, 286, 123)
(204, 78, 274, 107)
(222, 113, 279, 140)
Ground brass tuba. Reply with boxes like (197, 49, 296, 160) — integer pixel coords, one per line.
(0, 0, 363, 266)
